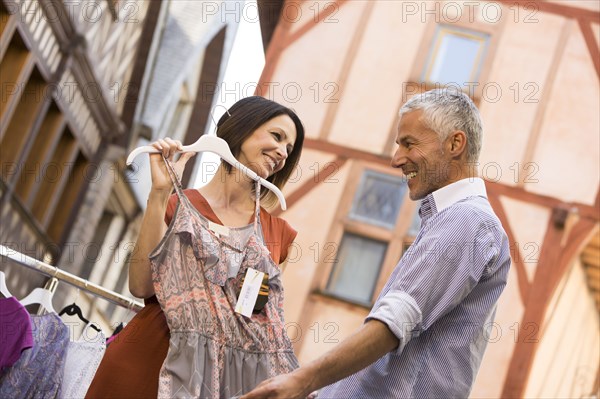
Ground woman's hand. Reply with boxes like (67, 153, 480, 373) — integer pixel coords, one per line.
(149, 138, 195, 192)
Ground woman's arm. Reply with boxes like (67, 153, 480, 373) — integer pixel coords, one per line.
(128, 189, 170, 298)
(128, 138, 195, 298)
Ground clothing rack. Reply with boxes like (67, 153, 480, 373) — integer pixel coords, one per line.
(0, 245, 144, 312)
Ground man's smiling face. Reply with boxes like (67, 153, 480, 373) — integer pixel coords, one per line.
(392, 110, 453, 200)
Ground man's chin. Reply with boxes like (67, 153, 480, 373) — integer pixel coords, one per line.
(408, 190, 426, 201)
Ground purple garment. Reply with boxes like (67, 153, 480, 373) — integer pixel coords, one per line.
(0, 297, 33, 368)
(0, 312, 69, 398)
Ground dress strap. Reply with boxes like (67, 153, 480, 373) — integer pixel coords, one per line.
(253, 180, 260, 234)
(162, 155, 189, 207)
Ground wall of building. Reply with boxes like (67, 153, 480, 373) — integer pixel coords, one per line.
(525, 258, 600, 397)
(263, 1, 600, 397)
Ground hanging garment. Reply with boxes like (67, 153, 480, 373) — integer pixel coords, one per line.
(106, 322, 124, 346)
(0, 312, 69, 398)
(0, 297, 33, 369)
(150, 158, 299, 398)
(85, 192, 296, 399)
(58, 323, 106, 399)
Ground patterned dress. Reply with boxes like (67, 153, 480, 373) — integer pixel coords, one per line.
(0, 312, 69, 398)
(149, 158, 298, 398)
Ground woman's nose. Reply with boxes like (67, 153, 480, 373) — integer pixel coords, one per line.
(276, 145, 288, 160)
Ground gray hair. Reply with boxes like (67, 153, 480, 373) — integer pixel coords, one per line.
(399, 88, 483, 163)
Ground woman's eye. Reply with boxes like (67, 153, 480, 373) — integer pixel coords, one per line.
(271, 132, 281, 140)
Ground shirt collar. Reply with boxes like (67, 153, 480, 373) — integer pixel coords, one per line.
(419, 178, 487, 221)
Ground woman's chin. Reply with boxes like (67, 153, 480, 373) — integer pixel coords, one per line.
(246, 163, 275, 180)
(255, 167, 270, 180)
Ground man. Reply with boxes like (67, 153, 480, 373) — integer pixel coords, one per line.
(243, 88, 511, 398)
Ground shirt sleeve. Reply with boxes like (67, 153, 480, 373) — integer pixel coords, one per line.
(278, 219, 297, 264)
(366, 204, 500, 354)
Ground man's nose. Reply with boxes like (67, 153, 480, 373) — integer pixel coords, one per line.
(391, 147, 406, 169)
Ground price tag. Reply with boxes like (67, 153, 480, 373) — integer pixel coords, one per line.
(235, 268, 264, 318)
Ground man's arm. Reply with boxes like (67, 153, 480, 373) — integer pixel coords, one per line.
(242, 319, 398, 399)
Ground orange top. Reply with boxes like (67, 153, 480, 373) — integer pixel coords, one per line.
(86, 189, 296, 398)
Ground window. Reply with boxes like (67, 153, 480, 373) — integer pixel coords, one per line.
(104, 250, 132, 319)
(81, 211, 115, 281)
(317, 167, 415, 307)
(0, 27, 91, 249)
(349, 170, 407, 229)
(422, 25, 490, 88)
(325, 233, 388, 306)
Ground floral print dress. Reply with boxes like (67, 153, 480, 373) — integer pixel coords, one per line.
(149, 158, 298, 398)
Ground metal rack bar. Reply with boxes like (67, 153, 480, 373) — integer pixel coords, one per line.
(0, 245, 143, 312)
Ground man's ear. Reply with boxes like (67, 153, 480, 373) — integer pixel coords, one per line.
(448, 131, 467, 157)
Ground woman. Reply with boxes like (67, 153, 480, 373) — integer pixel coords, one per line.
(86, 96, 304, 398)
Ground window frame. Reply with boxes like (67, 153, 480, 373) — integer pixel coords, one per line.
(324, 231, 389, 307)
(402, 10, 504, 102)
(314, 162, 420, 307)
(421, 24, 491, 87)
(384, 10, 505, 156)
(348, 169, 409, 230)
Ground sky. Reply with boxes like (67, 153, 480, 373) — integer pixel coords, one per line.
(193, 0, 265, 187)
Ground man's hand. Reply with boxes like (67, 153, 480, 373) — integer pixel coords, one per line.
(241, 371, 312, 399)
(242, 320, 397, 398)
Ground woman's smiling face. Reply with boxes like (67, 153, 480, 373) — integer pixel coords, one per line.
(238, 114, 298, 179)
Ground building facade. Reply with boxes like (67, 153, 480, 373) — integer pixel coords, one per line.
(0, 0, 155, 322)
(1, 1, 598, 396)
(257, 1, 600, 397)
(0, 0, 282, 330)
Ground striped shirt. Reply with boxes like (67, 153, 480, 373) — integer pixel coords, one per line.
(319, 178, 511, 398)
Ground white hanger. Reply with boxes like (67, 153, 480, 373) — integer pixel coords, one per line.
(20, 277, 57, 314)
(0, 271, 12, 298)
(126, 135, 287, 210)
